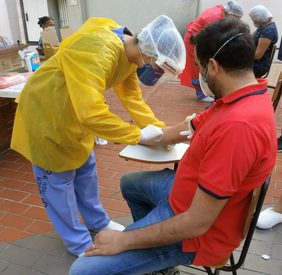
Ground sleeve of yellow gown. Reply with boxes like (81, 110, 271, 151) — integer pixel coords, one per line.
(59, 36, 141, 145)
(113, 73, 166, 129)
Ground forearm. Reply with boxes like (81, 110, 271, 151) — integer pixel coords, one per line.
(161, 121, 188, 144)
(122, 211, 206, 251)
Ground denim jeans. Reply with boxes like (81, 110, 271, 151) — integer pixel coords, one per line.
(69, 169, 195, 275)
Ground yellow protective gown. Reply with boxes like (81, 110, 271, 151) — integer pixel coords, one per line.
(11, 18, 165, 172)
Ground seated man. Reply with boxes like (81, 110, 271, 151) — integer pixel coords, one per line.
(69, 18, 277, 275)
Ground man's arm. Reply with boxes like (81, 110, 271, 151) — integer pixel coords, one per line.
(84, 187, 228, 256)
(139, 115, 197, 146)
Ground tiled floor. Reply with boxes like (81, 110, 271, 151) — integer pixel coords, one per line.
(0, 63, 282, 274)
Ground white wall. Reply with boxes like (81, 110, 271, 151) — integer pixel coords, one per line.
(84, 0, 198, 36)
(199, 0, 281, 41)
(0, 0, 21, 43)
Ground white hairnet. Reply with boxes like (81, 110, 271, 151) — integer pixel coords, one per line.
(137, 15, 186, 73)
(224, 0, 243, 18)
(249, 5, 273, 23)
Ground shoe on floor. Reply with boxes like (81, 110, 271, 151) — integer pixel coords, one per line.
(278, 136, 282, 152)
(103, 220, 125, 231)
(199, 96, 214, 103)
(256, 207, 282, 229)
(146, 267, 180, 275)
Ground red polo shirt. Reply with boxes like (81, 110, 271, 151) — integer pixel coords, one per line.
(169, 79, 277, 266)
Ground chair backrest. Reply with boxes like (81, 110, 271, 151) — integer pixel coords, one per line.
(271, 70, 282, 112)
(220, 177, 271, 272)
(262, 44, 276, 79)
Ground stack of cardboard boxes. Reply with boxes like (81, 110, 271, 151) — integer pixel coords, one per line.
(42, 27, 73, 59)
(0, 44, 28, 73)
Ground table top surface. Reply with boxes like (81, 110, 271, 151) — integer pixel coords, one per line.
(0, 81, 25, 98)
(119, 143, 189, 164)
(0, 71, 32, 99)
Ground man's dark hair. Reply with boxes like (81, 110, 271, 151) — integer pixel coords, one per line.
(195, 18, 255, 72)
(38, 16, 53, 28)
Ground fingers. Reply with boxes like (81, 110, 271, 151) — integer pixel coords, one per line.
(84, 244, 97, 256)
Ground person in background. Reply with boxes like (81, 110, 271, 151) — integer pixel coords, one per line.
(249, 5, 278, 78)
(69, 18, 277, 275)
(11, 15, 185, 258)
(37, 16, 55, 55)
(179, 0, 243, 103)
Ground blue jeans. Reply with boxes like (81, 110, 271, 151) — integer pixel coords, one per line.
(69, 169, 195, 275)
(33, 151, 110, 256)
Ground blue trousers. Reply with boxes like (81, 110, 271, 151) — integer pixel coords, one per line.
(69, 169, 195, 275)
(33, 151, 110, 256)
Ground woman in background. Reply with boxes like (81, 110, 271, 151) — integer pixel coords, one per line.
(249, 5, 278, 77)
(179, 0, 243, 102)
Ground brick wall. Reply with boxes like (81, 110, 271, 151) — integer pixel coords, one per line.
(0, 98, 17, 155)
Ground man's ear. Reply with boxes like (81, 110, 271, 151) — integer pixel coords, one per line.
(209, 58, 220, 74)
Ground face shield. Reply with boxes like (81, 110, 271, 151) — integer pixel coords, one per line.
(137, 15, 186, 76)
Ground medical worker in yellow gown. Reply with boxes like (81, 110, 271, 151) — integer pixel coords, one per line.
(11, 15, 186, 256)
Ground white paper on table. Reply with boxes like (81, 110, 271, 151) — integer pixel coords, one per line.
(0, 82, 26, 98)
(119, 143, 189, 164)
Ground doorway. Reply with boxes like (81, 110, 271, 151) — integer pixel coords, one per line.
(21, 0, 66, 44)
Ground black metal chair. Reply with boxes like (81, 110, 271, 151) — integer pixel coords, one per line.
(184, 177, 271, 275)
(262, 44, 277, 79)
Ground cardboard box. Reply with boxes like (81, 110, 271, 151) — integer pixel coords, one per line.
(42, 28, 59, 47)
(0, 44, 28, 73)
(25, 52, 41, 72)
(43, 43, 59, 60)
(60, 27, 73, 40)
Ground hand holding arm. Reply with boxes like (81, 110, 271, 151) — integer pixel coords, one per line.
(139, 113, 197, 146)
(139, 124, 164, 145)
(179, 113, 196, 139)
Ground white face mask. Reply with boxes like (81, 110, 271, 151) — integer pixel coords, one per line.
(199, 72, 213, 97)
(198, 33, 245, 98)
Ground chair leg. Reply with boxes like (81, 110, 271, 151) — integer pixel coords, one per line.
(214, 269, 221, 275)
(204, 267, 214, 275)
(229, 254, 237, 275)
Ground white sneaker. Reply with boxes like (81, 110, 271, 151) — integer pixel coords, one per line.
(103, 220, 125, 231)
(256, 207, 282, 229)
(94, 137, 108, 145)
(199, 96, 214, 103)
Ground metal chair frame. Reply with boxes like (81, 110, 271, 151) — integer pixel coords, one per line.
(184, 177, 271, 275)
(262, 44, 277, 79)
